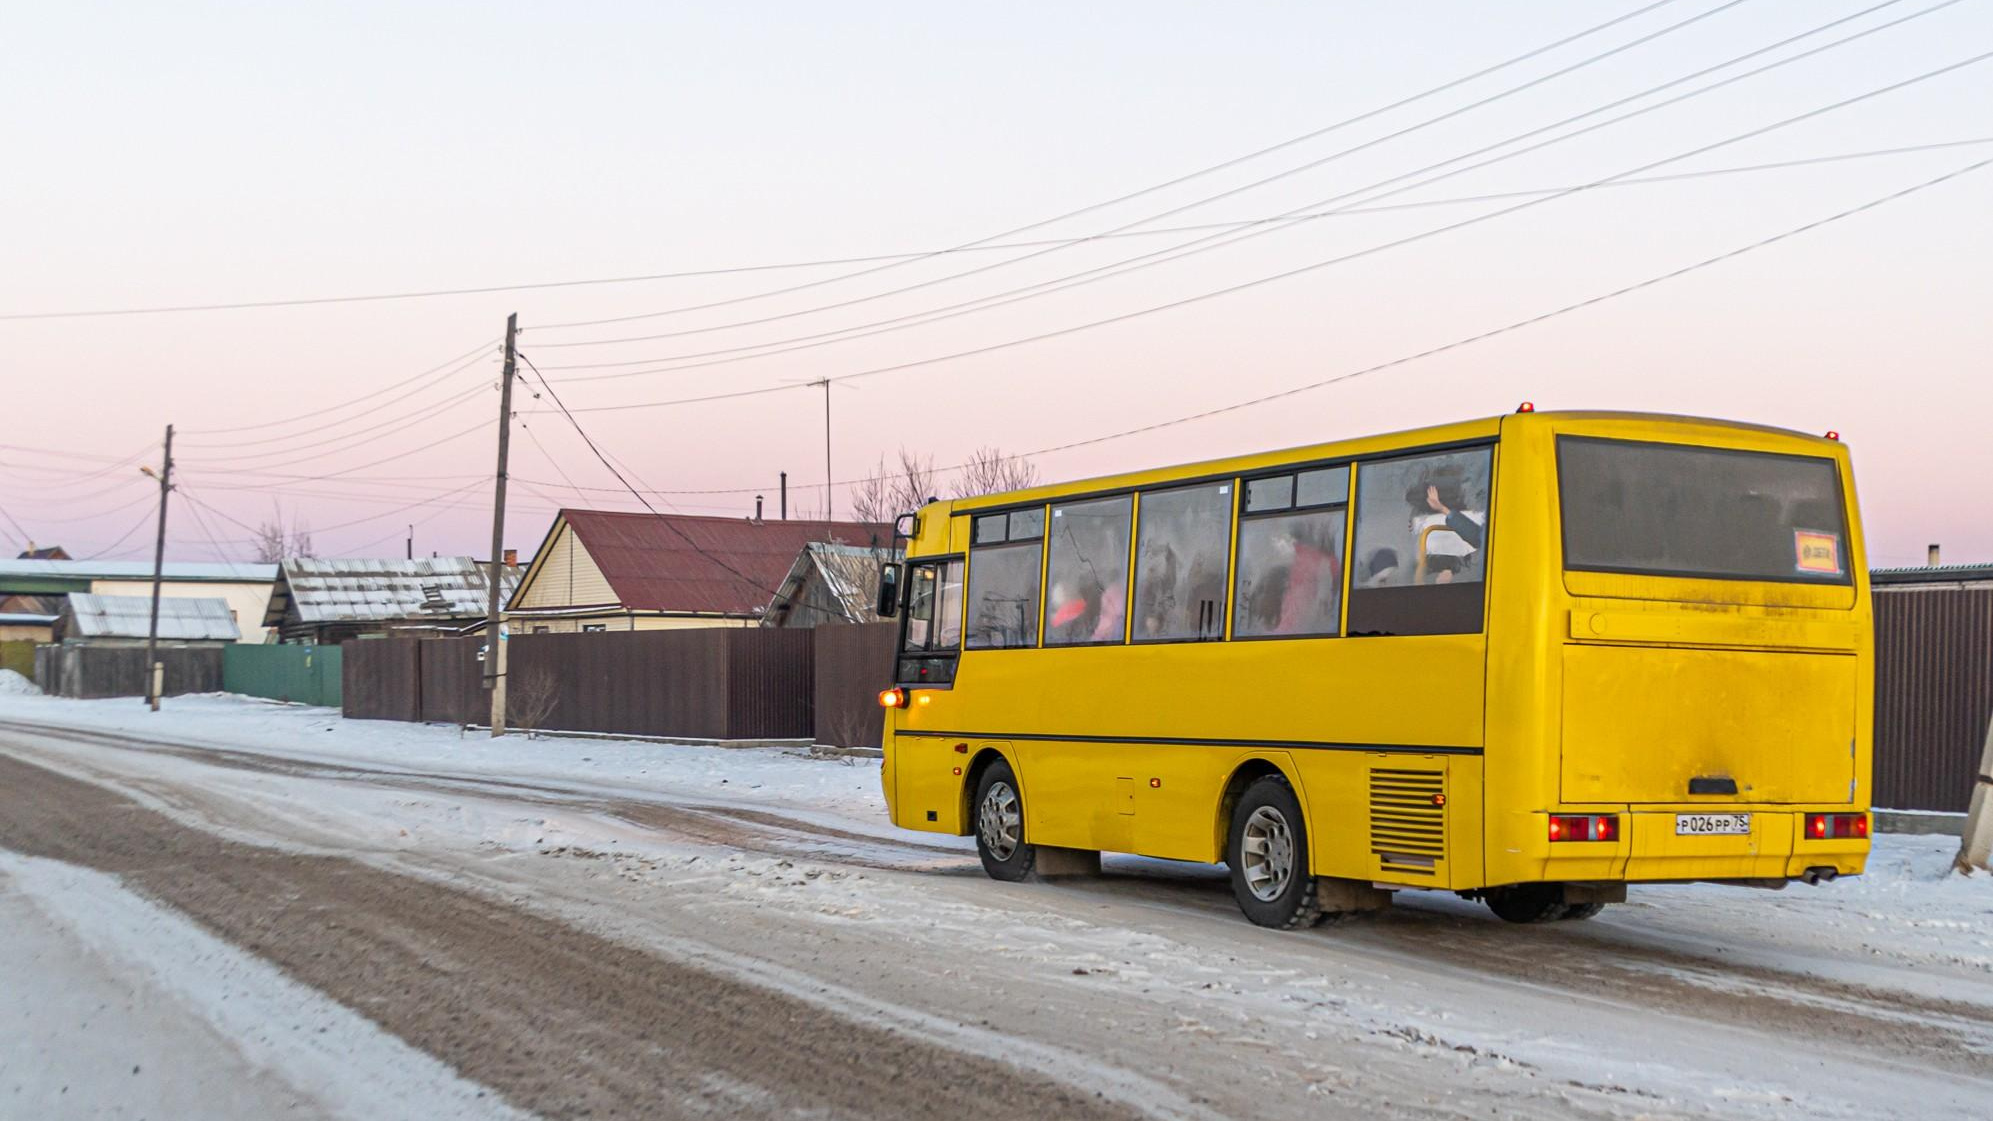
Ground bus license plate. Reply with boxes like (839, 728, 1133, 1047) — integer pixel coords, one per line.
(1676, 813, 1751, 836)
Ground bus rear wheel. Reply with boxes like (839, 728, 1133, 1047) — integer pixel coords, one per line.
(1484, 883, 1569, 923)
(973, 760, 1036, 881)
(1559, 901, 1606, 921)
(1227, 776, 1322, 930)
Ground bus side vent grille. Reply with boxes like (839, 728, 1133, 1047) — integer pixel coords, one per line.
(1371, 768, 1446, 875)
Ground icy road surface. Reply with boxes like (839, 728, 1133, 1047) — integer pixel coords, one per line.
(0, 693, 1988, 1120)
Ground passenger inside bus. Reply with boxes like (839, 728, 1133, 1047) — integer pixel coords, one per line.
(1411, 478, 1486, 584)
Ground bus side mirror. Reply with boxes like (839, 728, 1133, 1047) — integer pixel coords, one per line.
(876, 563, 902, 618)
(893, 511, 919, 541)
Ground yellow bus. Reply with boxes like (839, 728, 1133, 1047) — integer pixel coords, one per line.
(876, 410, 1872, 927)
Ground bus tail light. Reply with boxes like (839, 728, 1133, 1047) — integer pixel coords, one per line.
(1806, 813, 1867, 840)
(1549, 814, 1617, 843)
(878, 687, 907, 709)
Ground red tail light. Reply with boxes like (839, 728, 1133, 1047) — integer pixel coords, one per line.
(1806, 813, 1868, 840)
(1549, 814, 1618, 842)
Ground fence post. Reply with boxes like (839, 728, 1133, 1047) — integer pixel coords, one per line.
(1959, 712, 1993, 874)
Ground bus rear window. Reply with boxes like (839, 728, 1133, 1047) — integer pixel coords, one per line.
(1558, 437, 1849, 584)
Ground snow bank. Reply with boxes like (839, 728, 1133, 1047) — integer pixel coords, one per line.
(0, 669, 39, 696)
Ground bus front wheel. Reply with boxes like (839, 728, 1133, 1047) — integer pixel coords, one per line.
(1226, 776, 1322, 930)
(973, 760, 1036, 881)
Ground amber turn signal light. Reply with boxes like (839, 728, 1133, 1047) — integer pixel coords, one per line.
(877, 687, 907, 709)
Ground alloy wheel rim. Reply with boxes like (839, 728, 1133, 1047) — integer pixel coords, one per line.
(979, 781, 1022, 861)
(1241, 805, 1295, 902)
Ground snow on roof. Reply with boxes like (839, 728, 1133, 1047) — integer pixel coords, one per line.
(63, 593, 241, 641)
(270, 557, 521, 625)
(0, 559, 277, 583)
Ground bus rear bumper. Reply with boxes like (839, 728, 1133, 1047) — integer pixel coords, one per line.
(1512, 809, 1870, 886)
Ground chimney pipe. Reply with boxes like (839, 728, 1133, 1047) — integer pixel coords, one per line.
(779, 472, 788, 520)
(503, 548, 518, 568)
(1928, 543, 1942, 567)
(755, 495, 764, 521)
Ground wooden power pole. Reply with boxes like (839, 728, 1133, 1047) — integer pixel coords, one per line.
(143, 424, 174, 711)
(485, 316, 517, 737)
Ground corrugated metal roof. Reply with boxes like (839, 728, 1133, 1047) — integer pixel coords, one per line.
(544, 510, 892, 617)
(0, 559, 277, 583)
(63, 594, 241, 641)
(272, 557, 521, 625)
(1872, 563, 1993, 586)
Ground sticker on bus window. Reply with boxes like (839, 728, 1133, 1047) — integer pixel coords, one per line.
(1794, 530, 1842, 575)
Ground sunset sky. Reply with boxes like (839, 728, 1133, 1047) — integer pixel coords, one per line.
(4, 1, 1988, 567)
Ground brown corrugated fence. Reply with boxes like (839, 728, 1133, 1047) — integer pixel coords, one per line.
(1874, 586, 1993, 813)
(813, 623, 897, 749)
(340, 637, 421, 722)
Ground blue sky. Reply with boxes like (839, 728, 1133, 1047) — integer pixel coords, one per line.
(2, 1, 1988, 564)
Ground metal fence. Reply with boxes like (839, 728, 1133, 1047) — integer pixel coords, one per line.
(33, 643, 224, 699)
(222, 644, 343, 707)
(1874, 586, 1993, 813)
(506, 629, 814, 740)
(813, 622, 896, 748)
(340, 637, 422, 722)
(341, 628, 825, 741)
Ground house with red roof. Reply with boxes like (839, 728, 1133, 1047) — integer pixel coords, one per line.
(505, 509, 893, 633)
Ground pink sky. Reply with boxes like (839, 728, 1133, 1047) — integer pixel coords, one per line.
(3, 2, 1988, 568)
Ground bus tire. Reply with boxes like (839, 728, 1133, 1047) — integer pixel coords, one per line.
(973, 759, 1035, 882)
(1558, 901, 1606, 921)
(1484, 883, 1569, 924)
(1227, 776, 1322, 930)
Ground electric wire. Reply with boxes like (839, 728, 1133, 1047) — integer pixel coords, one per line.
(535, 0, 1752, 349)
(541, 0, 1949, 378)
(541, 48, 1992, 417)
(80, 508, 157, 561)
(181, 345, 498, 450)
(530, 0, 1703, 334)
(180, 338, 498, 437)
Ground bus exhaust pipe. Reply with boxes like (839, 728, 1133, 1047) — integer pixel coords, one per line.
(1799, 866, 1839, 885)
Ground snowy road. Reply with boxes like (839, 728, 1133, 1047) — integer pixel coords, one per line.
(0, 695, 1989, 1120)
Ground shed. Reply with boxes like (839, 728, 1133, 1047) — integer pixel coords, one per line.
(59, 593, 241, 644)
(761, 542, 902, 628)
(262, 557, 521, 645)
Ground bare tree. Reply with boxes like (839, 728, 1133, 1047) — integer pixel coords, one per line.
(849, 448, 938, 524)
(252, 504, 316, 564)
(954, 447, 1039, 498)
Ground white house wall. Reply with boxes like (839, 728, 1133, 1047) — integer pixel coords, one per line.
(91, 580, 276, 644)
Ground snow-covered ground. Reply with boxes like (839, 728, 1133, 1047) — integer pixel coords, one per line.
(1, 691, 1989, 1120)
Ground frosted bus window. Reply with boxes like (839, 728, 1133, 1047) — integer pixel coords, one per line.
(1349, 448, 1492, 636)
(965, 544, 1041, 649)
(1132, 483, 1231, 641)
(1234, 508, 1346, 638)
(1044, 496, 1133, 646)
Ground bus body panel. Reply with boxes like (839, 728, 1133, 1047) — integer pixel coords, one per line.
(881, 410, 1872, 895)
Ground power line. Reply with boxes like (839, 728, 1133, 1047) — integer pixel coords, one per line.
(80, 508, 158, 560)
(180, 338, 498, 437)
(540, 48, 1991, 418)
(180, 345, 497, 450)
(0, 4, 1688, 327)
(184, 382, 490, 468)
(531, 1, 1704, 335)
(540, 0, 1948, 378)
(534, 0, 1747, 348)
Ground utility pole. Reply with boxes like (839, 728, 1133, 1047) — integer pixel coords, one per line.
(485, 315, 517, 737)
(406, 524, 414, 561)
(813, 377, 832, 522)
(142, 424, 174, 712)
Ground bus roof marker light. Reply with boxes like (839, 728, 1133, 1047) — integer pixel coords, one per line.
(1517, 401, 1535, 413)
(1825, 430, 1840, 441)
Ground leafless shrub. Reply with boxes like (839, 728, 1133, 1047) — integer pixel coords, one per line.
(252, 503, 316, 563)
(850, 448, 939, 524)
(508, 667, 561, 739)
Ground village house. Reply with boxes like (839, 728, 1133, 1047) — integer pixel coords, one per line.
(760, 541, 904, 628)
(0, 558, 278, 644)
(506, 509, 892, 633)
(261, 557, 521, 645)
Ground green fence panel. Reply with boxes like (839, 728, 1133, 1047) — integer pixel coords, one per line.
(222, 644, 343, 707)
(0, 640, 35, 681)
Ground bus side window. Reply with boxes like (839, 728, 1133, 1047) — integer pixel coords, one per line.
(903, 564, 938, 649)
(1233, 466, 1347, 639)
(1044, 495, 1133, 646)
(1133, 482, 1231, 642)
(1348, 448, 1492, 636)
(966, 509, 1044, 649)
(934, 558, 965, 650)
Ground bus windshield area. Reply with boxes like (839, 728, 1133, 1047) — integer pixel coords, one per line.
(1557, 436, 1849, 584)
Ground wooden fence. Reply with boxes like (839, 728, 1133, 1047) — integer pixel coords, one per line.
(34, 644, 224, 699)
